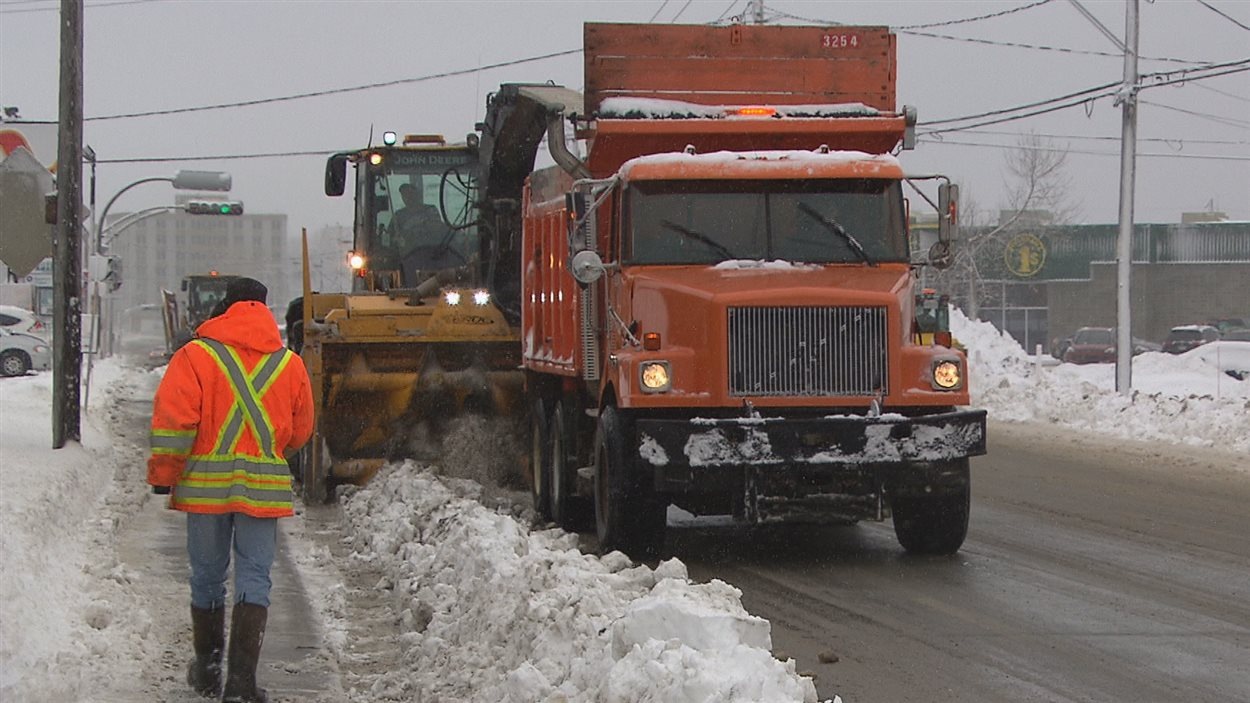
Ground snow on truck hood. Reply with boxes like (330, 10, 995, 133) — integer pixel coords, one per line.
(628, 262, 912, 302)
(619, 149, 903, 180)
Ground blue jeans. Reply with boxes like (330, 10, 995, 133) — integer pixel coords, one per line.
(186, 512, 277, 609)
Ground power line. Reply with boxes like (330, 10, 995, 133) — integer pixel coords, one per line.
(921, 81, 1121, 126)
(957, 128, 1249, 146)
(96, 149, 334, 164)
(648, 0, 670, 23)
(897, 28, 1209, 65)
(894, 0, 1054, 30)
(1190, 82, 1250, 104)
(713, 0, 742, 24)
(0, 0, 164, 13)
(918, 136, 1250, 161)
(86, 49, 580, 121)
(1195, 0, 1250, 32)
(670, 0, 695, 23)
(921, 59, 1250, 133)
(1139, 99, 1250, 129)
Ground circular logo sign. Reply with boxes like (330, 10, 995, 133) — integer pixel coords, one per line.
(1005, 233, 1046, 278)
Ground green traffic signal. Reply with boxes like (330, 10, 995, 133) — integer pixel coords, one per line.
(186, 200, 244, 216)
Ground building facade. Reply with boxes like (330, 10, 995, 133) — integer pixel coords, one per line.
(106, 196, 293, 318)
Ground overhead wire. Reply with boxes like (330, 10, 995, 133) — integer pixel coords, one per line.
(917, 137, 1250, 161)
(1138, 99, 1250, 129)
(1195, 0, 1250, 32)
(894, 0, 1054, 30)
(1, 0, 164, 13)
(647, 0, 671, 23)
(85, 49, 581, 121)
(956, 128, 1249, 146)
(670, 0, 695, 23)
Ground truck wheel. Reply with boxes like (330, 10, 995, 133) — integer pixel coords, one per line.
(1, 350, 31, 377)
(892, 475, 970, 556)
(529, 399, 553, 521)
(593, 405, 666, 559)
(549, 401, 591, 531)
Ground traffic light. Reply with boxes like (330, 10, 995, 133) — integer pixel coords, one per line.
(186, 200, 244, 216)
(172, 170, 231, 191)
(104, 255, 123, 292)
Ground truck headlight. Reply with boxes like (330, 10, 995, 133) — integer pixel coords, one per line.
(444, 291, 462, 306)
(932, 359, 962, 390)
(473, 290, 491, 306)
(640, 361, 671, 393)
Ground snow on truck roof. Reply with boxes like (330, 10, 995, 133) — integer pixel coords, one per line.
(618, 149, 903, 180)
(598, 97, 882, 120)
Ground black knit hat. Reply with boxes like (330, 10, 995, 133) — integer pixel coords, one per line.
(224, 277, 268, 306)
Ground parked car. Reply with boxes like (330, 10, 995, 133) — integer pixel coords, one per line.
(0, 304, 47, 340)
(1059, 327, 1159, 364)
(1222, 328, 1250, 342)
(0, 327, 52, 377)
(1162, 324, 1220, 354)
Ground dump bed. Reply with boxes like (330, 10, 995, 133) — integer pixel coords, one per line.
(584, 22, 896, 115)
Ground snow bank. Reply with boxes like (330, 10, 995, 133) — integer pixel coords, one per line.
(330, 463, 820, 702)
(0, 361, 159, 700)
(952, 309, 1250, 456)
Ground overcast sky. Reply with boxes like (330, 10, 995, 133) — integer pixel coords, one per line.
(2, 0, 1247, 239)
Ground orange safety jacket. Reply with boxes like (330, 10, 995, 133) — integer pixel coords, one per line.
(148, 301, 313, 518)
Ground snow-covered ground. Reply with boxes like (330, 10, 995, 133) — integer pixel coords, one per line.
(1, 312, 1247, 701)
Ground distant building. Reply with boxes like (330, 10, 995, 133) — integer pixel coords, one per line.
(106, 195, 292, 316)
(935, 219, 1250, 351)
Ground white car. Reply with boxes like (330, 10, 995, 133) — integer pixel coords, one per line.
(0, 327, 52, 377)
(0, 304, 48, 340)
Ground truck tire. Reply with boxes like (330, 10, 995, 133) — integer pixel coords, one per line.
(1, 350, 31, 377)
(529, 398, 553, 521)
(549, 401, 591, 531)
(593, 405, 666, 559)
(892, 472, 970, 556)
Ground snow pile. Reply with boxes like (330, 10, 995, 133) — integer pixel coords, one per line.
(952, 309, 1250, 455)
(0, 361, 159, 701)
(331, 463, 819, 702)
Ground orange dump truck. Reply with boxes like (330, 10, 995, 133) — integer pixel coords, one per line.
(478, 23, 986, 557)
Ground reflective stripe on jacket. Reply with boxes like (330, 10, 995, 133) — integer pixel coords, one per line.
(148, 301, 313, 518)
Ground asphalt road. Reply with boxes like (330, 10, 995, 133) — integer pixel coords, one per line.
(672, 421, 1250, 703)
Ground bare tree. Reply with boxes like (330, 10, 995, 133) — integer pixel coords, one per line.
(934, 132, 1079, 320)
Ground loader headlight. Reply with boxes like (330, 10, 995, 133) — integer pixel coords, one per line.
(444, 291, 462, 306)
(640, 361, 671, 393)
(347, 251, 365, 270)
(932, 359, 962, 390)
(473, 289, 491, 306)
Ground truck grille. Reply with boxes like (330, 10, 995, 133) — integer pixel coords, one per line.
(728, 306, 888, 397)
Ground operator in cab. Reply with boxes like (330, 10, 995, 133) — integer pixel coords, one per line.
(390, 182, 458, 279)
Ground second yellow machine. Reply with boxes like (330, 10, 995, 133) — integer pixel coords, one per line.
(295, 132, 522, 502)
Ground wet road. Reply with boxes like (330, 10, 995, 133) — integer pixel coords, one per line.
(672, 422, 1250, 702)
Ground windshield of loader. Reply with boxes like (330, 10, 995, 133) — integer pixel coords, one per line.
(625, 178, 907, 266)
(363, 149, 479, 285)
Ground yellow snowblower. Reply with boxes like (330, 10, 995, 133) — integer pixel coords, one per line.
(294, 132, 522, 502)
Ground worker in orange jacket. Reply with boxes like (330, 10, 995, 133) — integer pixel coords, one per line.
(148, 277, 313, 703)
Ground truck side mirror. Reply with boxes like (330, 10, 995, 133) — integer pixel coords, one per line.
(180, 279, 188, 292)
(938, 182, 959, 243)
(325, 154, 348, 197)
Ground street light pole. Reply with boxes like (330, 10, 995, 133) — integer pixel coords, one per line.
(1114, 0, 1139, 395)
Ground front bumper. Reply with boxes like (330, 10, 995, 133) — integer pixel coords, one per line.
(637, 408, 986, 477)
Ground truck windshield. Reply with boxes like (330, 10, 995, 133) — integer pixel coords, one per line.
(362, 150, 480, 281)
(625, 178, 907, 265)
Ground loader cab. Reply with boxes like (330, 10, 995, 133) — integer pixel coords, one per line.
(326, 137, 481, 292)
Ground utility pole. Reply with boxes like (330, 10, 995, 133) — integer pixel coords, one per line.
(53, 0, 84, 447)
(751, 0, 765, 24)
(1114, 0, 1139, 395)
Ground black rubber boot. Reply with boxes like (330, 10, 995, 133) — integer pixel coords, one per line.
(221, 602, 269, 703)
(187, 605, 224, 697)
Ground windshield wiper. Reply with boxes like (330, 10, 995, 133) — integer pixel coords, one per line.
(797, 202, 876, 266)
(659, 220, 736, 260)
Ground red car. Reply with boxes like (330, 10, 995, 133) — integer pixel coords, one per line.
(1062, 327, 1117, 364)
